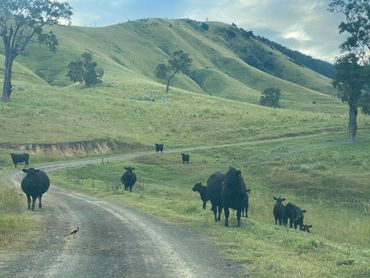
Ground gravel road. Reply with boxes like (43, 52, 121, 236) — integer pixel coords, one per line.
(0, 135, 319, 277)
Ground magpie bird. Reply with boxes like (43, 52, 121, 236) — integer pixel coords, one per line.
(65, 227, 80, 237)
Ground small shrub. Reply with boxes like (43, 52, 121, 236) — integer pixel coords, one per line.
(260, 87, 281, 108)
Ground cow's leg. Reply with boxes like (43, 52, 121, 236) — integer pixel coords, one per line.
(237, 209, 242, 227)
(274, 216, 278, 225)
(224, 207, 229, 227)
(31, 196, 36, 211)
(38, 195, 42, 208)
(130, 186, 132, 192)
(26, 194, 31, 209)
(289, 219, 293, 228)
(211, 201, 217, 221)
(217, 205, 222, 221)
(202, 201, 206, 210)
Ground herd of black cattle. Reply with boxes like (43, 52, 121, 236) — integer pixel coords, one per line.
(10, 145, 312, 232)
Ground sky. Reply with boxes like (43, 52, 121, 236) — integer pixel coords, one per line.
(66, 0, 346, 63)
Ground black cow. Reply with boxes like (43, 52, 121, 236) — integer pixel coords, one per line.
(285, 203, 306, 229)
(121, 167, 137, 192)
(181, 153, 190, 164)
(154, 143, 164, 153)
(10, 153, 29, 167)
(300, 224, 312, 233)
(21, 168, 50, 210)
(222, 166, 247, 227)
(273, 197, 286, 225)
(206, 171, 225, 222)
(192, 183, 207, 209)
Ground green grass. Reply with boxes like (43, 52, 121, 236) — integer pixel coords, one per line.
(0, 19, 340, 111)
(0, 16, 369, 277)
(0, 178, 42, 250)
(0, 78, 355, 147)
(50, 133, 370, 277)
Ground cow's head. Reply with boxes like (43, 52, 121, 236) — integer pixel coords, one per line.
(273, 197, 286, 204)
(124, 167, 135, 172)
(192, 182, 204, 192)
(22, 168, 39, 177)
(300, 224, 312, 233)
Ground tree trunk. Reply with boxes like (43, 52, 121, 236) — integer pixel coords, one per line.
(165, 72, 177, 93)
(1, 53, 14, 102)
(165, 80, 170, 93)
(348, 102, 358, 142)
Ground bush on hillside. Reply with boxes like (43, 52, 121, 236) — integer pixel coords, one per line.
(260, 87, 282, 108)
(67, 52, 104, 87)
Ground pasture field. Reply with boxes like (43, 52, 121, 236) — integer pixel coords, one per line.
(0, 79, 354, 147)
(50, 132, 370, 277)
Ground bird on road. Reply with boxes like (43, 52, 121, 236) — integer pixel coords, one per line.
(65, 227, 80, 237)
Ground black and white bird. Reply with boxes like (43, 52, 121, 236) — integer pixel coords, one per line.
(65, 227, 80, 237)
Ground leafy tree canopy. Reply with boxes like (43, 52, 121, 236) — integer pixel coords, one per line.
(0, 0, 72, 101)
(155, 50, 192, 93)
(259, 87, 281, 108)
(67, 52, 104, 87)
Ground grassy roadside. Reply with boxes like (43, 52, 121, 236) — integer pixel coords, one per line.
(50, 133, 370, 277)
(0, 175, 42, 252)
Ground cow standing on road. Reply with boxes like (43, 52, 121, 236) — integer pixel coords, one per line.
(10, 153, 29, 167)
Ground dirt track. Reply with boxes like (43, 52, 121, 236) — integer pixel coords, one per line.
(0, 134, 320, 277)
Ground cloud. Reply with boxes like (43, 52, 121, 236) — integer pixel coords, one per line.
(67, 0, 345, 62)
(283, 26, 312, 41)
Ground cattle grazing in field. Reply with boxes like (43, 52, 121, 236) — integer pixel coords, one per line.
(121, 167, 137, 192)
(221, 166, 247, 227)
(192, 183, 208, 209)
(154, 143, 164, 153)
(181, 153, 190, 164)
(273, 197, 286, 226)
(300, 224, 312, 233)
(242, 189, 251, 218)
(206, 171, 225, 222)
(285, 202, 306, 229)
(21, 168, 50, 210)
(10, 153, 29, 167)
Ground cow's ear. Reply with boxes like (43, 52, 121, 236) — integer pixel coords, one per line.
(124, 167, 128, 170)
(308, 225, 312, 228)
(132, 167, 135, 171)
(273, 197, 277, 200)
(247, 189, 251, 192)
(302, 210, 306, 213)
(22, 169, 28, 173)
(282, 198, 286, 201)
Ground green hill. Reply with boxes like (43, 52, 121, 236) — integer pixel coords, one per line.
(3, 19, 338, 107)
(1, 18, 370, 278)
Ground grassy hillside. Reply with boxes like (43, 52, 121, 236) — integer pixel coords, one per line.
(0, 79, 349, 147)
(2, 19, 338, 109)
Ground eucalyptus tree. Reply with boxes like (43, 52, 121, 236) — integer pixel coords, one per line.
(155, 50, 192, 93)
(0, 0, 72, 102)
(329, 0, 370, 141)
